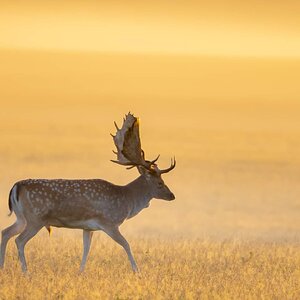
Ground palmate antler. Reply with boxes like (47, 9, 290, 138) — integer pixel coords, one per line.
(111, 113, 176, 174)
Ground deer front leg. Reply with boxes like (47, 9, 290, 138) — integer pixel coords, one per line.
(80, 230, 93, 272)
(104, 227, 139, 273)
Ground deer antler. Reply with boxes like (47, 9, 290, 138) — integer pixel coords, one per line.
(158, 157, 176, 174)
(111, 113, 176, 174)
(111, 113, 152, 169)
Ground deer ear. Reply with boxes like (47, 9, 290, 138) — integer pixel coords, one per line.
(137, 166, 152, 178)
(137, 165, 147, 175)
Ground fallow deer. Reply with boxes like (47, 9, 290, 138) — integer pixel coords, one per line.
(0, 113, 176, 273)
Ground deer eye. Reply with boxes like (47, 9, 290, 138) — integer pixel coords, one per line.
(158, 182, 164, 188)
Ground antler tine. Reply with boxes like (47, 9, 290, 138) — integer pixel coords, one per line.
(110, 160, 135, 167)
(114, 121, 120, 131)
(126, 165, 136, 170)
(151, 154, 160, 164)
(141, 149, 145, 160)
(158, 157, 176, 174)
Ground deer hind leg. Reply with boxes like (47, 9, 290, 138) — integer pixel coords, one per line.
(0, 217, 26, 268)
(15, 223, 42, 272)
(80, 230, 94, 273)
(104, 227, 139, 273)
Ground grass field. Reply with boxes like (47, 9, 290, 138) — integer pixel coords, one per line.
(0, 49, 300, 299)
(1, 235, 300, 299)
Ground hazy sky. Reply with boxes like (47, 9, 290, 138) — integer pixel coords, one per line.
(1, 0, 300, 57)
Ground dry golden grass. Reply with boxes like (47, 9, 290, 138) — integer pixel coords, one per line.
(1, 234, 300, 299)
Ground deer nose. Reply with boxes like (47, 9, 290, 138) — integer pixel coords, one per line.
(169, 193, 175, 200)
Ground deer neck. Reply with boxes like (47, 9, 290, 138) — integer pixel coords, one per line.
(124, 175, 153, 219)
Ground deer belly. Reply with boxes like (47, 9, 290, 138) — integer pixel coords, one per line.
(49, 218, 103, 231)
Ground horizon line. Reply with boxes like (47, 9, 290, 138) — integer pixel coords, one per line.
(1, 47, 300, 60)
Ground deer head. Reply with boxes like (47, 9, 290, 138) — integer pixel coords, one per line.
(111, 113, 176, 200)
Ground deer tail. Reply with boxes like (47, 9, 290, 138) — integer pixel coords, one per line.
(8, 184, 18, 217)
